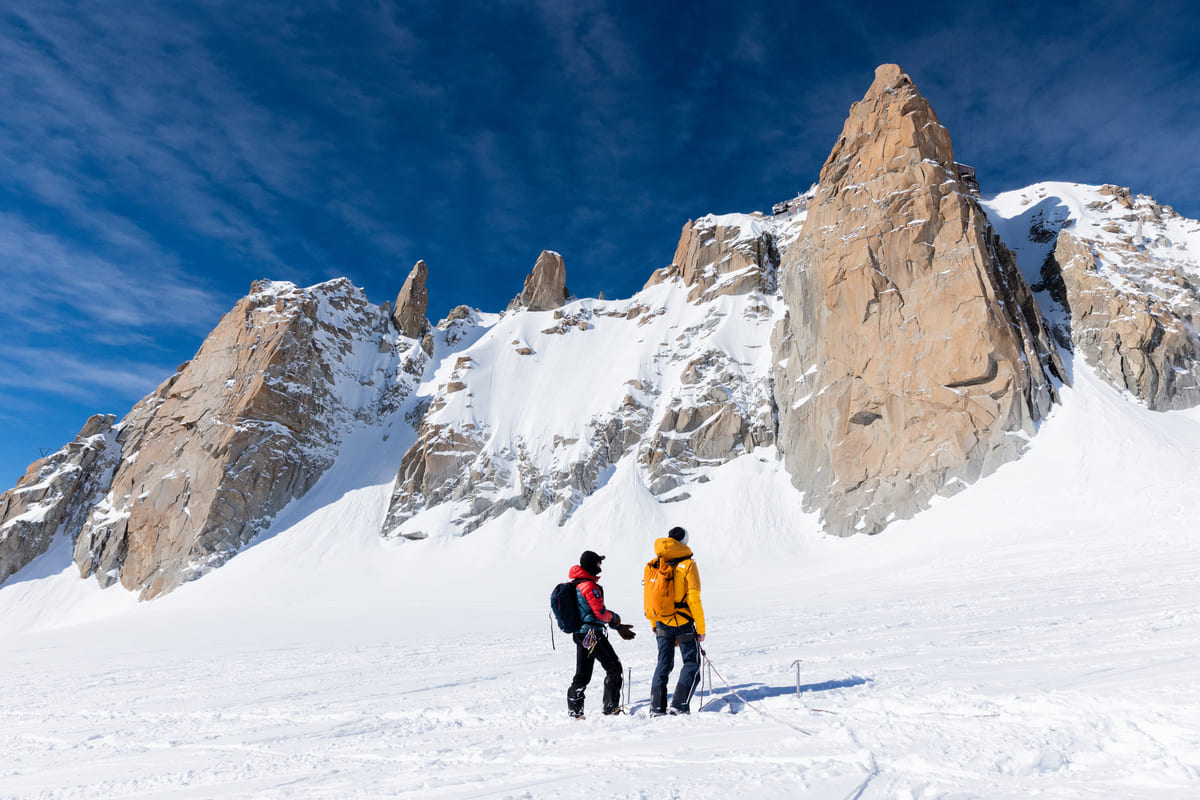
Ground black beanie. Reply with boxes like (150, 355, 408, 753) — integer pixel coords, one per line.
(668, 526, 688, 545)
(580, 550, 605, 575)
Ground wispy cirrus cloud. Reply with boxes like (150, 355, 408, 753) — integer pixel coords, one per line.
(0, 345, 175, 401)
(0, 5, 321, 270)
(0, 213, 224, 336)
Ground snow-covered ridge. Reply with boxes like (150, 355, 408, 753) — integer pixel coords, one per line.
(985, 182, 1200, 409)
(987, 181, 1200, 293)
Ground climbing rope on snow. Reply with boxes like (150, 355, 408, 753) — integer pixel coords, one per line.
(698, 648, 815, 737)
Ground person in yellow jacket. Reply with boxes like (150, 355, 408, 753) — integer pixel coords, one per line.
(644, 526, 706, 715)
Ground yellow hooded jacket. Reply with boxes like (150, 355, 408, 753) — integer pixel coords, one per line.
(645, 537, 705, 636)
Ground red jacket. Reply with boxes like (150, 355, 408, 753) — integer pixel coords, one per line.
(568, 565, 618, 627)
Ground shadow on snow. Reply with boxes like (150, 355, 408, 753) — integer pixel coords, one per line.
(699, 675, 871, 711)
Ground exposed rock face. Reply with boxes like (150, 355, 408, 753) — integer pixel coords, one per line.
(1051, 232, 1200, 409)
(15, 65, 1200, 600)
(1041, 190, 1200, 410)
(644, 214, 781, 303)
(771, 64, 1065, 536)
(392, 260, 431, 341)
(72, 279, 417, 599)
(639, 335, 776, 498)
(509, 250, 569, 311)
(0, 415, 118, 585)
(986, 182, 1200, 411)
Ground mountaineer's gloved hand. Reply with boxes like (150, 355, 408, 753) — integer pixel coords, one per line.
(616, 623, 637, 640)
(609, 613, 621, 627)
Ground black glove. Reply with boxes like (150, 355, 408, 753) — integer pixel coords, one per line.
(609, 613, 621, 627)
(616, 623, 637, 640)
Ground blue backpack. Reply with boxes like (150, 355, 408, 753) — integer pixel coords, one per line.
(550, 578, 585, 633)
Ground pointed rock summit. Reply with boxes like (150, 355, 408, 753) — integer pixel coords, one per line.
(509, 250, 569, 311)
(392, 260, 430, 340)
(772, 64, 1065, 536)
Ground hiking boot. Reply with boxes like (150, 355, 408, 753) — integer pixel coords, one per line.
(603, 708, 624, 716)
(649, 708, 667, 718)
(569, 710, 584, 720)
(669, 706, 690, 715)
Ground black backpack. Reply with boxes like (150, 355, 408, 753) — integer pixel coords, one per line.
(550, 578, 585, 633)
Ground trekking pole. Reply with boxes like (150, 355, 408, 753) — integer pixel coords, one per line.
(697, 649, 712, 710)
(626, 667, 632, 708)
(792, 659, 802, 698)
(549, 613, 556, 651)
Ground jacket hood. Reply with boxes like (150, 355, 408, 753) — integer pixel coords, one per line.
(568, 565, 598, 581)
(654, 537, 693, 560)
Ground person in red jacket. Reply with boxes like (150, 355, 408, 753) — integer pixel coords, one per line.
(567, 550, 634, 718)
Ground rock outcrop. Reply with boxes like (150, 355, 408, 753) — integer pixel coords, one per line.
(382, 282, 782, 539)
(0, 415, 118, 585)
(509, 250, 569, 311)
(1051, 232, 1200, 409)
(644, 214, 783, 303)
(71, 279, 416, 599)
(392, 260, 431, 341)
(772, 64, 1065, 536)
(639, 345, 776, 498)
(1046, 190, 1200, 410)
(987, 182, 1200, 411)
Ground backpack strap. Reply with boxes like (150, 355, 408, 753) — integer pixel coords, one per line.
(666, 557, 694, 623)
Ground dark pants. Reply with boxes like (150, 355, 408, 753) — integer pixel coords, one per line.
(651, 622, 701, 713)
(568, 628, 623, 716)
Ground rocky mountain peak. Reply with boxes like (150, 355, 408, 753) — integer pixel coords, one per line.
(772, 64, 1064, 536)
(509, 250, 569, 312)
(820, 63, 954, 191)
(5, 65, 1199, 603)
(392, 260, 430, 340)
(66, 279, 422, 599)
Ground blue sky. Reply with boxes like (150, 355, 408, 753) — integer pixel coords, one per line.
(1, 0, 1197, 485)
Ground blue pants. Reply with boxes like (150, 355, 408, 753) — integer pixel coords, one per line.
(651, 622, 701, 713)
